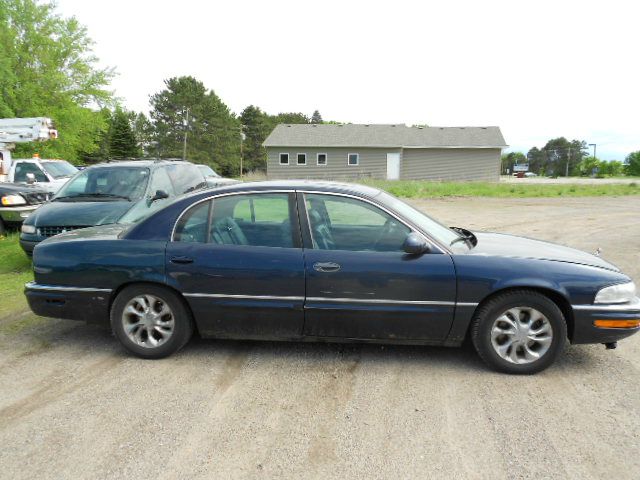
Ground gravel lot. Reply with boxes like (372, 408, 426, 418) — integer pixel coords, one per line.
(1, 195, 639, 480)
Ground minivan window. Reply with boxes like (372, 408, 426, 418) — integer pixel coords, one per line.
(55, 167, 150, 200)
(166, 164, 207, 195)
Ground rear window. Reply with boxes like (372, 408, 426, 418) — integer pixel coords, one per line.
(166, 164, 207, 195)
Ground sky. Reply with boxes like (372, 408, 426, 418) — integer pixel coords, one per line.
(55, 0, 639, 161)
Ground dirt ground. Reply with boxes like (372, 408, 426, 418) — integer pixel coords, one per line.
(1, 196, 639, 480)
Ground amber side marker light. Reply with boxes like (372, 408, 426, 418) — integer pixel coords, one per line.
(594, 320, 640, 329)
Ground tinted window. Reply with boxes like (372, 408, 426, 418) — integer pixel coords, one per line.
(212, 194, 294, 248)
(14, 163, 48, 182)
(150, 167, 176, 196)
(305, 194, 410, 252)
(166, 164, 206, 195)
(174, 201, 211, 243)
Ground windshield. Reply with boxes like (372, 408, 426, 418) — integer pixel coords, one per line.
(55, 166, 150, 201)
(197, 165, 220, 177)
(41, 161, 78, 179)
(376, 191, 466, 249)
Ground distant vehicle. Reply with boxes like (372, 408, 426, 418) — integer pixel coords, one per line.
(0, 183, 49, 235)
(25, 181, 639, 374)
(196, 164, 240, 187)
(2, 158, 78, 193)
(19, 160, 207, 255)
(524, 172, 538, 177)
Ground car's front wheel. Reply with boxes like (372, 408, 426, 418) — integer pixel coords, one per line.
(470, 290, 567, 374)
(110, 284, 193, 359)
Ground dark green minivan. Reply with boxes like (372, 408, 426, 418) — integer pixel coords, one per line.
(20, 160, 207, 255)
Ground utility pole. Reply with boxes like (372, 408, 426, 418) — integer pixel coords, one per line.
(589, 143, 597, 161)
(182, 107, 190, 161)
(566, 146, 571, 177)
(239, 125, 245, 179)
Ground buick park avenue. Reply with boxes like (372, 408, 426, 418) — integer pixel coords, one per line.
(25, 181, 639, 374)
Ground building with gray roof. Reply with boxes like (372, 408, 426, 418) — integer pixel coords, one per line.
(263, 124, 507, 181)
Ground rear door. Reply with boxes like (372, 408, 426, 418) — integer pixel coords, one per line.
(300, 193, 456, 341)
(166, 192, 305, 338)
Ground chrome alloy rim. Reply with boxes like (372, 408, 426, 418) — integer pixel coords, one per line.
(121, 295, 175, 348)
(490, 307, 553, 364)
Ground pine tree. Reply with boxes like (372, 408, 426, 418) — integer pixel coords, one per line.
(311, 110, 323, 124)
(240, 105, 272, 173)
(109, 108, 140, 158)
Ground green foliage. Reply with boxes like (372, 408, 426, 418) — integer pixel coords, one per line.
(577, 157, 625, 177)
(311, 110, 323, 124)
(625, 151, 640, 176)
(240, 105, 272, 174)
(0, 234, 32, 318)
(108, 108, 139, 158)
(526, 138, 587, 176)
(149, 76, 240, 175)
(0, 0, 114, 161)
(272, 112, 309, 124)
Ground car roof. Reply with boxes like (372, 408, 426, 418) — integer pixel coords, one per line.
(189, 180, 384, 200)
(84, 160, 194, 169)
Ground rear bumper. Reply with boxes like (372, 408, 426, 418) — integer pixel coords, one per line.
(24, 282, 111, 325)
(571, 297, 640, 344)
(0, 205, 38, 224)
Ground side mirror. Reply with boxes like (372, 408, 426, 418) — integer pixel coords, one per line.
(26, 173, 36, 184)
(403, 232, 430, 255)
(150, 189, 169, 202)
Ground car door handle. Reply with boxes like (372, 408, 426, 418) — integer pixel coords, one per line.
(170, 256, 194, 264)
(313, 262, 341, 273)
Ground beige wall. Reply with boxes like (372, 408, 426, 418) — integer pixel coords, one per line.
(266, 147, 501, 181)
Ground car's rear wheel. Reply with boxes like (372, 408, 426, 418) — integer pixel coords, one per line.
(110, 284, 193, 359)
(470, 290, 567, 374)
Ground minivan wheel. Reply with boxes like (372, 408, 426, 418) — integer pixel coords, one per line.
(470, 290, 567, 374)
(110, 284, 193, 359)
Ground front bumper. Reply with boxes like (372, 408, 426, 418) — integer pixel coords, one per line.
(0, 205, 38, 224)
(24, 282, 111, 325)
(571, 297, 640, 344)
(19, 238, 40, 255)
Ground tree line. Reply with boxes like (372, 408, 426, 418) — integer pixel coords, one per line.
(2, 0, 639, 177)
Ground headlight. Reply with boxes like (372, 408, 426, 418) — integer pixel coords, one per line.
(1, 194, 27, 206)
(21, 224, 36, 234)
(594, 282, 636, 304)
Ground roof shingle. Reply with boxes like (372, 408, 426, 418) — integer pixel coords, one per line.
(263, 124, 507, 148)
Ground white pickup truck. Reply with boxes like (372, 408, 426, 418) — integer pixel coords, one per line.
(0, 158, 78, 194)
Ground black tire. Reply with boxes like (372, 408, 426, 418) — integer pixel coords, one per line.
(470, 290, 567, 374)
(110, 284, 193, 359)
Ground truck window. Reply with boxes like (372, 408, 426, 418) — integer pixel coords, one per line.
(14, 163, 48, 183)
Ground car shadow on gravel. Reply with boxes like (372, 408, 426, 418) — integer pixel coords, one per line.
(6, 319, 607, 375)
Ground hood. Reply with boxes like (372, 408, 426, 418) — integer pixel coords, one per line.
(206, 177, 241, 187)
(465, 231, 619, 272)
(0, 183, 49, 195)
(41, 223, 129, 244)
(27, 200, 134, 227)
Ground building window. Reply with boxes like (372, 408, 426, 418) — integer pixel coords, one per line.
(348, 153, 359, 166)
(317, 153, 327, 166)
(297, 153, 307, 165)
(279, 153, 289, 165)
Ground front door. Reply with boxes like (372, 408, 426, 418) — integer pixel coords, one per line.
(301, 193, 456, 341)
(166, 192, 305, 339)
(386, 152, 400, 180)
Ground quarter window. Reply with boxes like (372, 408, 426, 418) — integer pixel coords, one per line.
(348, 153, 359, 166)
(173, 201, 211, 243)
(279, 153, 289, 165)
(317, 153, 327, 166)
(305, 194, 410, 252)
(297, 153, 307, 165)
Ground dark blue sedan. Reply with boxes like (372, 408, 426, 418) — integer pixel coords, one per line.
(25, 181, 639, 373)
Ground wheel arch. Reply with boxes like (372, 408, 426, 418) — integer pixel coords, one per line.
(467, 286, 575, 341)
(108, 281, 199, 335)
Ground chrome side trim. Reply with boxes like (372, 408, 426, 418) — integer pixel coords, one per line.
(572, 298, 640, 312)
(456, 302, 480, 307)
(306, 297, 460, 306)
(183, 293, 304, 301)
(25, 282, 112, 293)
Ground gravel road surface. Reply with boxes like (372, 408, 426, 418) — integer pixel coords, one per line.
(1, 196, 638, 479)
